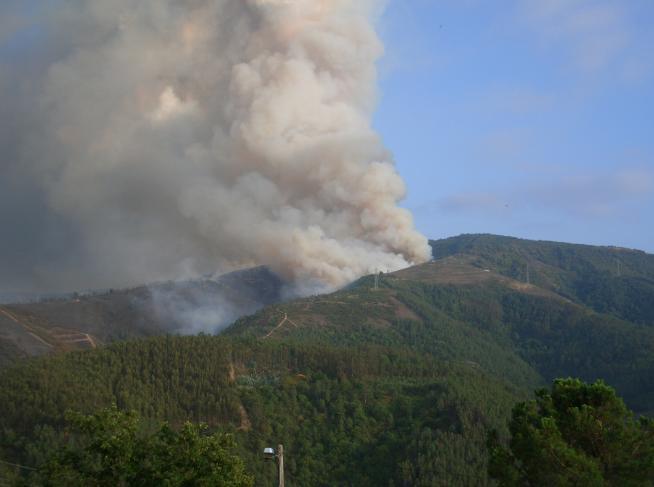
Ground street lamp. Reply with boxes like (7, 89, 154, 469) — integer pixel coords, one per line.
(263, 444, 284, 487)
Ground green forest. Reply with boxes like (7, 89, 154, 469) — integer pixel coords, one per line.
(0, 337, 524, 485)
(1, 235, 653, 485)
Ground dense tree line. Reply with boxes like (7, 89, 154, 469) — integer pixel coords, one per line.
(20, 407, 252, 486)
(0, 336, 521, 485)
(488, 378, 654, 486)
(230, 271, 654, 416)
(430, 234, 654, 326)
(2, 234, 653, 484)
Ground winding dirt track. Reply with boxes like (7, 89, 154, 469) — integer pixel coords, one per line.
(52, 332, 97, 349)
(263, 312, 299, 339)
(1, 306, 98, 350)
(0, 306, 54, 348)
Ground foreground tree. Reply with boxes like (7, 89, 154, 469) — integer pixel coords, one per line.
(31, 406, 253, 486)
(488, 378, 654, 486)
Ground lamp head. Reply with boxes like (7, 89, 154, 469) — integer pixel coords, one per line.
(263, 447, 275, 460)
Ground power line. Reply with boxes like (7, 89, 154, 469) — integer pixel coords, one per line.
(0, 458, 37, 471)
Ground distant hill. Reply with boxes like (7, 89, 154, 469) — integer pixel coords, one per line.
(226, 243, 654, 415)
(1, 234, 653, 484)
(430, 234, 654, 326)
(0, 292, 71, 305)
(0, 266, 284, 367)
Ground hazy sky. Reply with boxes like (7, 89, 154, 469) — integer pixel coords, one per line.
(375, 0, 654, 252)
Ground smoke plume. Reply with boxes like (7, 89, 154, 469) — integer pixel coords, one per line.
(0, 0, 430, 294)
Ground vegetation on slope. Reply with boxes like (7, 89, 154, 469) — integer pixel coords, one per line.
(430, 234, 654, 326)
(0, 336, 523, 486)
(0, 266, 285, 366)
(2, 234, 653, 484)
(227, 261, 654, 415)
(22, 407, 253, 486)
(488, 378, 654, 486)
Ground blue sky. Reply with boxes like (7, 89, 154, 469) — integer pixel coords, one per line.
(375, 0, 654, 252)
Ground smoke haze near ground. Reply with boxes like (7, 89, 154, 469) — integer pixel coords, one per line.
(0, 0, 430, 295)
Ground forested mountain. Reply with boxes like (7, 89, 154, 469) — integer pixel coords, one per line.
(0, 266, 283, 367)
(227, 250, 654, 415)
(1, 235, 653, 485)
(431, 234, 654, 326)
(0, 337, 523, 485)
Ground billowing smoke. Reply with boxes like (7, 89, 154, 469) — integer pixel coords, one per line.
(0, 0, 430, 295)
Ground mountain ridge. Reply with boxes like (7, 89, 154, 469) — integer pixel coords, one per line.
(2, 233, 654, 484)
(0, 266, 285, 366)
(3, 234, 654, 368)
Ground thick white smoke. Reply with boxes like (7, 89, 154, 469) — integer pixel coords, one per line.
(1, 0, 430, 293)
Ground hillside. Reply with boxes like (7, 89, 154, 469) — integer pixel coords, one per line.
(1, 234, 653, 484)
(430, 234, 654, 326)
(0, 266, 284, 366)
(226, 252, 654, 414)
(0, 336, 524, 486)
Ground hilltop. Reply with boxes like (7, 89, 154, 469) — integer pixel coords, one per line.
(430, 234, 654, 326)
(1, 234, 653, 484)
(226, 238, 654, 414)
(0, 266, 284, 367)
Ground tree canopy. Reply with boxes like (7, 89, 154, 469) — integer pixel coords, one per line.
(30, 406, 253, 486)
(488, 378, 654, 486)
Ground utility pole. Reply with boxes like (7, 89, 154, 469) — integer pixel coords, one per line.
(263, 444, 285, 486)
(374, 272, 379, 290)
(277, 444, 284, 487)
(526, 264, 530, 285)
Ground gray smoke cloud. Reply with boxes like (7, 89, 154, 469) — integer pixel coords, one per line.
(0, 0, 430, 295)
